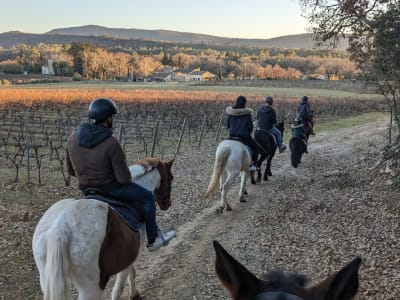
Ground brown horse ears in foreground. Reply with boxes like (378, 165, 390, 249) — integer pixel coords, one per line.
(213, 240, 362, 300)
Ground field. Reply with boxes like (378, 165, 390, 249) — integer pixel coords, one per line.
(0, 81, 398, 299)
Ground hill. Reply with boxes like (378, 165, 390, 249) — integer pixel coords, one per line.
(0, 25, 349, 50)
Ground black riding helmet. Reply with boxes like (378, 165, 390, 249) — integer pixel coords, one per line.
(265, 96, 273, 105)
(88, 98, 118, 122)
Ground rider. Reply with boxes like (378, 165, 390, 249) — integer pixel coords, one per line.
(297, 96, 315, 135)
(256, 96, 287, 153)
(226, 95, 258, 171)
(66, 98, 175, 251)
(291, 116, 308, 153)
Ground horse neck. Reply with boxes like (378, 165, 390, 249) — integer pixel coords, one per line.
(129, 164, 161, 192)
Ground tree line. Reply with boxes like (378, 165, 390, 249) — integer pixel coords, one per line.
(0, 42, 358, 80)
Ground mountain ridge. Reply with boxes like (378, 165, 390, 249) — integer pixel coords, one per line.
(0, 25, 349, 50)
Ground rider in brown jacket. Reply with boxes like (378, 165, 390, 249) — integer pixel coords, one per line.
(66, 98, 175, 251)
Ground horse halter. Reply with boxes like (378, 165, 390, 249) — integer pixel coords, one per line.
(255, 291, 304, 300)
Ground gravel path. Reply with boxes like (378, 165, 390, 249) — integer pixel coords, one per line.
(102, 118, 400, 300)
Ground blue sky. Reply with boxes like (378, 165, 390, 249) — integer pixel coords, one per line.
(0, 0, 308, 39)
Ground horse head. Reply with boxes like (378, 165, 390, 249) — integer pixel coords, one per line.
(132, 157, 175, 211)
(213, 240, 361, 300)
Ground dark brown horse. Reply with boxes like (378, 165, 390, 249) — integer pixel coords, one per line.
(253, 121, 285, 182)
(213, 240, 361, 300)
(289, 117, 312, 168)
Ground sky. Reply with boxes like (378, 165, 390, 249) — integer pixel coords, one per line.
(0, 0, 309, 39)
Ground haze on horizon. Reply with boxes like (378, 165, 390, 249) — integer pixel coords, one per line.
(0, 0, 308, 39)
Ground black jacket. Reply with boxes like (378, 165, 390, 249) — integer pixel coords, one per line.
(226, 106, 254, 137)
(256, 104, 276, 130)
(298, 100, 314, 118)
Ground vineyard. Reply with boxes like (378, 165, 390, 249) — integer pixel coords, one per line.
(0, 86, 385, 185)
(1, 83, 399, 300)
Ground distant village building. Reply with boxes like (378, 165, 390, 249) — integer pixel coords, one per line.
(170, 68, 192, 81)
(151, 66, 215, 82)
(41, 60, 55, 75)
(189, 70, 216, 81)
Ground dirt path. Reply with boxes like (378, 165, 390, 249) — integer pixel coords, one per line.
(101, 118, 399, 300)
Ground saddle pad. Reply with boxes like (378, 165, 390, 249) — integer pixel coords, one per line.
(87, 195, 142, 232)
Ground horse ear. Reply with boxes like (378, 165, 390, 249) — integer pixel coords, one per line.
(310, 257, 361, 300)
(213, 240, 260, 299)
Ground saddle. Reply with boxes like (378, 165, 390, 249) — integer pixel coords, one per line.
(83, 188, 143, 232)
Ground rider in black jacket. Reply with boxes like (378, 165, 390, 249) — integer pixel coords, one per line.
(226, 95, 258, 171)
(298, 96, 315, 135)
(256, 96, 287, 153)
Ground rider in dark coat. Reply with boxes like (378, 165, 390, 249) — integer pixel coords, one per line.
(256, 96, 287, 153)
(66, 98, 175, 251)
(226, 95, 258, 170)
(291, 116, 308, 153)
(298, 96, 315, 135)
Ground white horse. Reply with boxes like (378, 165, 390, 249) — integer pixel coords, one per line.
(205, 140, 252, 213)
(32, 157, 174, 300)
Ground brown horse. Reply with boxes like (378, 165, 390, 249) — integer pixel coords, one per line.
(213, 240, 361, 300)
(32, 158, 174, 300)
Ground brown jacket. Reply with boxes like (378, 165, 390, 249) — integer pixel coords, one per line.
(66, 124, 131, 187)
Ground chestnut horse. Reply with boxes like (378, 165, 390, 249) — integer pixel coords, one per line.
(213, 240, 361, 300)
(205, 140, 251, 213)
(32, 157, 174, 300)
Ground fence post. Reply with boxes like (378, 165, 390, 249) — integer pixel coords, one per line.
(176, 118, 187, 155)
(150, 120, 159, 157)
(118, 124, 123, 142)
(24, 112, 30, 183)
(215, 112, 224, 141)
(198, 115, 207, 147)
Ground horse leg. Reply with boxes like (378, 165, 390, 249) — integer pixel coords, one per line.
(239, 171, 247, 202)
(111, 267, 131, 300)
(219, 171, 238, 212)
(263, 155, 272, 181)
(250, 170, 256, 185)
(128, 265, 142, 300)
(75, 278, 102, 300)
(256, 154, 266, 183)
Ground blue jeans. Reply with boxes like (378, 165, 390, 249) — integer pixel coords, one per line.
(104, 182, 158, 243)
(272, 126, 283, 148)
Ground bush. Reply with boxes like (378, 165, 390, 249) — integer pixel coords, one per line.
(0, 79, 11, 85)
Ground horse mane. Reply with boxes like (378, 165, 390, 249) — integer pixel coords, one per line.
(136, 157, 162, 168)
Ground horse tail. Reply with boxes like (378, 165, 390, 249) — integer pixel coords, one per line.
(44, 225, 70, 300)
(205, 146, 230, 197)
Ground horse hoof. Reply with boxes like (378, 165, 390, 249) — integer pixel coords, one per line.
(131, 294, 142, 300)
(267, 171, 272, 176)
(251, 179, 256, 185)
(240, 197, 247, 203)
(216, 207, 224, 214)
(244, 190, 248, 196)
(226, 205, 232, 211)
